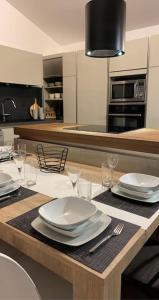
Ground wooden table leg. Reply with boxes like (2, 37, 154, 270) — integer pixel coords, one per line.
(73, 269, 121, 300)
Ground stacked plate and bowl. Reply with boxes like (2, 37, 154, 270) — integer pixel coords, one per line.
(0, 173, 20, 200)
(112, 173, 159, 203)
(31, 197, 112, 246)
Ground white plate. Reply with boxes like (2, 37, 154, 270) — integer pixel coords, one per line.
(31, 213, 111, 246)
(0, 173, 12, 187)
(0, 181, 20, 200)
(119, 185, 155, 199)
(40, 210, 103, 238)
(111, 185, 159, 203)
(39, 197, 97, 230)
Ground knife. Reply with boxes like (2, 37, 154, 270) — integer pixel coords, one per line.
(0, 195, 12, 202)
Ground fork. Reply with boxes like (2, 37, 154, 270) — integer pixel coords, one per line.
(89, 223, 124, 254)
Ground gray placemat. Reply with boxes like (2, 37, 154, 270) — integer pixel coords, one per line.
(7, 206, 139, 273)
(0, 187, 37, 209)
(94, 190, 159, 219)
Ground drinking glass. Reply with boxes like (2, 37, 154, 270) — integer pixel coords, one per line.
(107, 154, 119, 186)
(66, 166, 80, 195)
(4, 141, 14, 160)
(77, 178, 92, 201)
(12, 150, 25, 184)
(25, 163, 37, 187)
(101, 162, 112, 188)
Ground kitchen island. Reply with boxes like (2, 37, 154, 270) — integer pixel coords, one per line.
(14, 123, 159, 155)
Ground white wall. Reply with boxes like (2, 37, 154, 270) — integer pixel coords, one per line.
(55, 24, 159, 54)
(0, 0, 62, 55)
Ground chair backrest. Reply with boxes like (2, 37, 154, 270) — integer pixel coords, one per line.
(0, 253, 41, 300)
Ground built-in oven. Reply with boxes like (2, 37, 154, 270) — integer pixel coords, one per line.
(110, 76, 146, 103)
(108, 103, 145, 133)
(108, 74, 147, 132)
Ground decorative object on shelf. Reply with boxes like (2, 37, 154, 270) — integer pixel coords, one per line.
(54, 81, 62, 86)
(49, 94, 54, 100)
(30, 98, 39, 119)
(36, 144, 68, 173)
(85, 0, 126, 58)
(45, 111, 56, 119)
(54, 93, 61, 99)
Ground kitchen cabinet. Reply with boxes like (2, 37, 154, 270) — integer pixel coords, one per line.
(63, 52, 76, 77)
(63, 76, 76, 123)
(146, 67, 159, 129)
(43, 57, 63, 120)
(0, 45, 42, 86)
(149, 34, 159, 67)
(77, 50, 108, 125)
(109, 38, 148, 72)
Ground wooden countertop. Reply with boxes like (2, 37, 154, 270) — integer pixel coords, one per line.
(14, 123, 159, 155)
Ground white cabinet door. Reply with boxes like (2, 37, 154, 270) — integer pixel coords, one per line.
(0, 45, 43, 86)
(63, 76, 76, 123)
(149, 35, 159, 67)
(63, 52, 76, 77)
(109, 38, 148, 72)
(77, 50, 108, 125)
(146, 67, 159, 129)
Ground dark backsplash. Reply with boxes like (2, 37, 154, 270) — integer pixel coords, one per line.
(0, 83, 42, 122)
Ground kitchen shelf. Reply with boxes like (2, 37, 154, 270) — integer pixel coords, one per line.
(44, 86, 63, 89)
(45, 99, 63, 101)
(44, 75, 62, 79)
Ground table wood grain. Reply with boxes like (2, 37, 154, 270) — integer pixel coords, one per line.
(0, 162, 158, 300)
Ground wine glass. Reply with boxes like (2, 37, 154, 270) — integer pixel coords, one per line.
(66, 166, 80, 196)
(107, 154, 119, 186)
(17, 143, 27, 161)
(12, 150, 25, 184)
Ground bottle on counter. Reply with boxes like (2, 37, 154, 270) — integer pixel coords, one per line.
(38, 107, 45, 120)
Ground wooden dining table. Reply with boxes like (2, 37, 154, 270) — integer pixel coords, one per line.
(0, 161, 159, 300)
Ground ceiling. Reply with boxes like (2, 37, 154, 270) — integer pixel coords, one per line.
(6, 0, 159, 46)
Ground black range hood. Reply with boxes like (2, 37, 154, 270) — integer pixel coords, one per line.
(85, 0, 126, 58)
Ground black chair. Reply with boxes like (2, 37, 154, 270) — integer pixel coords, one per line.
(121, 245, 159, 300)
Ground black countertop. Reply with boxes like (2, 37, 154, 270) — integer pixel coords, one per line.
(0, 119, 61, 128)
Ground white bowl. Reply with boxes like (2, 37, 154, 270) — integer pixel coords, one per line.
(0, 173, 12, 187)
(54, 82, 62, 86)
(39, 196, 97, 230)
(119, 173, 159, 192)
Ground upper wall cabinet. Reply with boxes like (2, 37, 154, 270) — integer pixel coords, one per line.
(146, 67, 159, 129)
(0, 45, 43, 86)
(109, 38, 148, 72)
(149, 35, 159, 67)
(77, 50, 108, 125)
(63, 52, 76, 77)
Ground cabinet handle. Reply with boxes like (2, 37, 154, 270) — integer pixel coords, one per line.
(108, 114, 142, 117)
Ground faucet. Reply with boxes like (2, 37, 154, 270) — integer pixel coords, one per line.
(1, 98, 16, 122)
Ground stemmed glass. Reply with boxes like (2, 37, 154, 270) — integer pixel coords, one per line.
(17, 143, 27, 161)
(107, 154, 119, 187)
(12, 150, 25, 184)
(66, 166, 80, 196)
